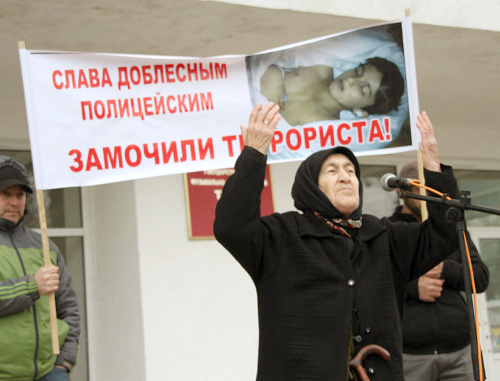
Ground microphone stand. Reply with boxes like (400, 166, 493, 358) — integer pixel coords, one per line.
(401, 190, 500, 381)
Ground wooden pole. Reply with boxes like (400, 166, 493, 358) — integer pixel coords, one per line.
(417, 151, 428, 221)
(36, 190, 60, 354)
(404, 9, 427, 221)
(19, 40, 59, 355)
(19, 40, 60, 354)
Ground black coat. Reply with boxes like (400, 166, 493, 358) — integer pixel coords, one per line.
(214, 147, 460, 381)
(389, 206, 489, 354)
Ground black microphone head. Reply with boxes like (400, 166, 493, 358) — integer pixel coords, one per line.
(380, 173, 397, 192)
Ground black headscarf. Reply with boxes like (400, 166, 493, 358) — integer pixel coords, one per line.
(291, 147, 363, 220)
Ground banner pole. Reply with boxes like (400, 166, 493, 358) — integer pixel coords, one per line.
(36, 189, 60, 354)
(417, 150, 428, 221)
(19, 40, 60, 355)
(404, 9, 428, 221)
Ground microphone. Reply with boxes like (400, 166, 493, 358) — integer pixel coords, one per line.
(380, 173, 414, 192)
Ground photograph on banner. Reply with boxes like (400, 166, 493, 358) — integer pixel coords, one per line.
(245, 20, 418, 162)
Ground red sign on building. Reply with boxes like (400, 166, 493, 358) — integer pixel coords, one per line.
(184, 167, 274, 239)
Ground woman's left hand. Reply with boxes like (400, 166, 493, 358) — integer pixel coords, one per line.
(416, 111, 441, 172)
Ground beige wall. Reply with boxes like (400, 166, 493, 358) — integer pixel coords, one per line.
(83, 181, 146, 381)
(204, 0, 500, 31)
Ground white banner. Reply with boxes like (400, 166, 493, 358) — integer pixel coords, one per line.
(19, 17, 419, 190)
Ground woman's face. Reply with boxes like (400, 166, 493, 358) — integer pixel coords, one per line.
(318, 153, 360, 217)
(329, 64, 382, 111)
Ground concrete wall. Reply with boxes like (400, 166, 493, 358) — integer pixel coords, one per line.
(83, 181, 146, 381)
(203, 0, 500, 32)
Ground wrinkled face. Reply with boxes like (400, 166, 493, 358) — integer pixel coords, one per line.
(0, 185, 27, 225)
(318, 154, 360, 217)
(329, 64, 382, 110)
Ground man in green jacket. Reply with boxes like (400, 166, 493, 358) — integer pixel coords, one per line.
(0, 156, 80, 381)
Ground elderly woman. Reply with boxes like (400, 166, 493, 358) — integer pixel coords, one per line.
(214, 102, 459, 380)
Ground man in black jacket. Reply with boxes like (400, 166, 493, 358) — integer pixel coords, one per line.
(389, 159, 489, 381)
(214, 102, 461, 380)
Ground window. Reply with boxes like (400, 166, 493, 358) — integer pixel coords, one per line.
(456, 170, 500, 227)
(456, 170, 500, 359)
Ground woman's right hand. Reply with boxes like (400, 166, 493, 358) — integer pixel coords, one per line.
(240, 102, 281, 155)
